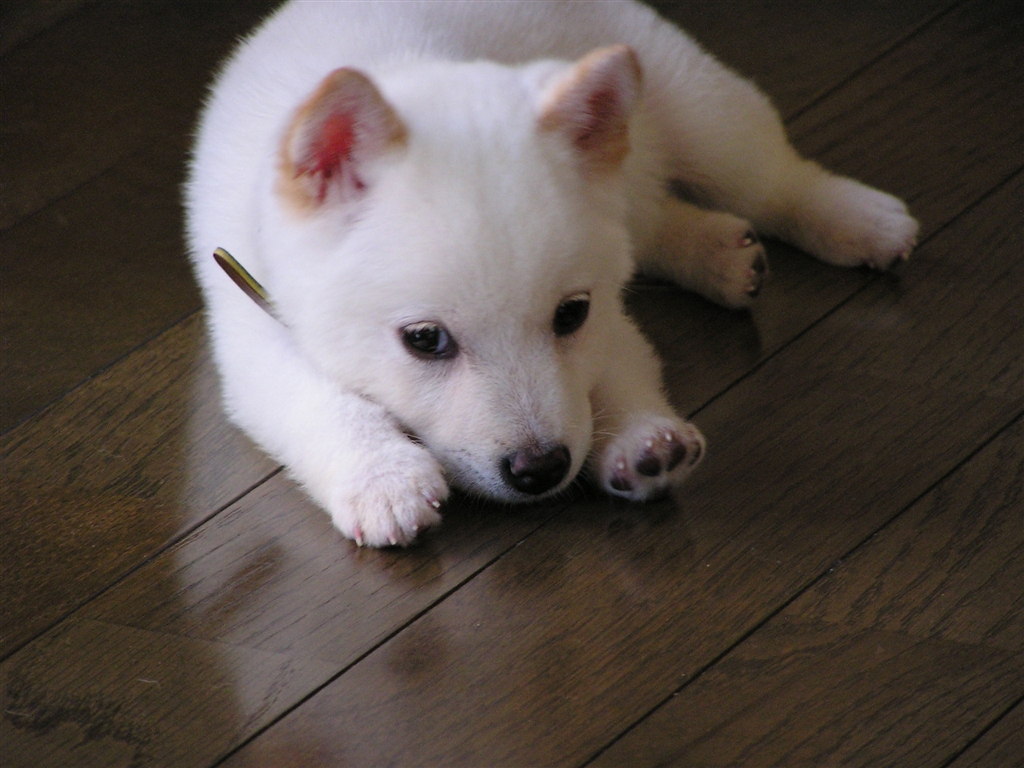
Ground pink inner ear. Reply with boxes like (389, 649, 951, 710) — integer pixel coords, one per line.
(298, 112, 365, 202)
(577, 87, 620, 149)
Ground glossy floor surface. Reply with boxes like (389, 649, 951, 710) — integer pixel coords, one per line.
(2, 1, 1022, 766)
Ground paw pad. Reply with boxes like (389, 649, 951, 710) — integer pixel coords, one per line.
(603, 421, 705, 500)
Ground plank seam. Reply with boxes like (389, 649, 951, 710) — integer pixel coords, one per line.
(688, 163, 1024, 422)
(783, 0, 964, 123)
(207, 500, 575, 768)
(0, 0, 95, 61)
(0, 129, 164, 237)
(940, 693, 1024, 768)
(581, 408, 1024, 766)
(1, 306, 201, 438)
(0, 466, 284, 664)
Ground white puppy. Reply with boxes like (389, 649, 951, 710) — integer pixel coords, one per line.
(186, 1, 917, 547)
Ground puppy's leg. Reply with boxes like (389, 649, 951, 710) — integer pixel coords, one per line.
(638, 36, 918, 271)
(212, 312, 447, 547)
(589, 316, 705, 500)
(766, 158, 919, 269)
(640, 196, 768, 309)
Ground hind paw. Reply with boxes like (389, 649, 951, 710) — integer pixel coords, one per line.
(803, 176, 919, 270)
(597, 416, 705, 501)
(688, 214, 770, 309)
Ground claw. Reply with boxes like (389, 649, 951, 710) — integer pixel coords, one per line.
(354, 526, 364, 547)
(388, 536, 398, 547)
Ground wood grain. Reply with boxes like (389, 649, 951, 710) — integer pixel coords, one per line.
(793, 424, 1024, 653)
(631, 0, 1024, 413)
(0, 315, 277, 658)
(0, 0, 278, 230)
(650, 0, 955, 118)
(949, 701, 1024, 768)
(0, 0, 88, 55)
(81, 475, 561, 666)
(1, 141, 201, 431)
(0, 616, 337, 768)
(592, 416, 1024, 766)
(787, 0, 1024, 229)
(0, 478, 566, 766)
(0, 2, 278, 430)
(598, 621, 1023, 768)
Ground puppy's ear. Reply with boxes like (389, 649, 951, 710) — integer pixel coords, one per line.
(538, 45, 642, 173)
(278, 68, 407, 210)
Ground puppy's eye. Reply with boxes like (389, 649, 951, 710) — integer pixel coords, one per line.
(553, 293, 590, 337)
(401, 322, 457, 359)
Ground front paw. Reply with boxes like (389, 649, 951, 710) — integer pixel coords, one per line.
(597, 415, 705, 501)
(326, 440, 448, 547)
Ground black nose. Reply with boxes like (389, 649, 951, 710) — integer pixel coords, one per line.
(500, 444, 571, 495)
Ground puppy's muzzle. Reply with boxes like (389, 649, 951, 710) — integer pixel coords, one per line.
(500, 444, 571, 496)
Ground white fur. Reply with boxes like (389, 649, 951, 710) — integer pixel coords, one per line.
(186, 0, 917, 547)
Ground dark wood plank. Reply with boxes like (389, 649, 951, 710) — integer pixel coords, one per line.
(0, 0, 88, 56)
(219, 172, 1022, 765)
(1, 141, 201, 431)
(0, 616, 337, 768)
(601, 623, 1022, 768)
(787, 0, 1024, 230)
(631, 0, 1024, 413)
(0, 315, 277, 659)
(80, 476, 560, 666)
(650, 0, 955, 118)
(0, 1, 278, 431)
(0, 0, 278, 230)
(0, 479, 564, 766)
(779, 162, 1024, 407)
(792, 428, 1024, 653)
(950, 701, 1024, 768)
(592, 416, 1024, 766)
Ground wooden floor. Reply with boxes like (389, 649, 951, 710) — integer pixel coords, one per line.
(2, 1, 1022, 766)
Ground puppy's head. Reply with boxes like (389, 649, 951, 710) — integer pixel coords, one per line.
(259, 46, 643, 501)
